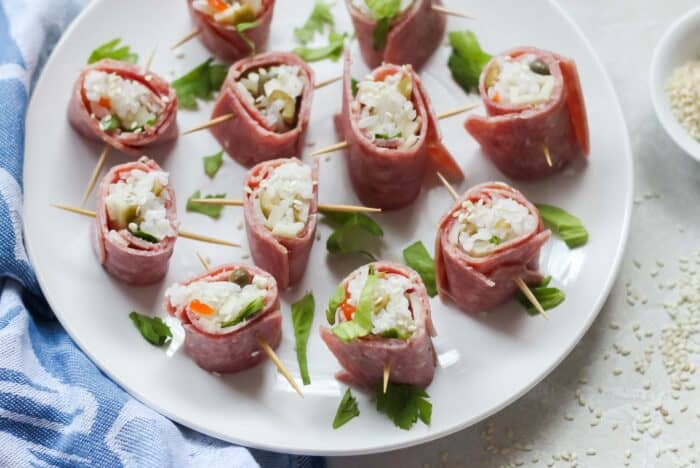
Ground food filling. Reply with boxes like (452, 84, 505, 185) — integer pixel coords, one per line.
(252, 161, 313, 238)
(166, 269, 269, 333)
(192, 0, 263, 25)
(105, 169, 175, 242)
(237, 64, 305, 132)
(449, 196, 537, 257)
(354, 67, 421, 150)
(351, 0, 414, 19)
(337, 266, 417, 339)
(84, 71, 164, 133)
(485, 54, 555, 107)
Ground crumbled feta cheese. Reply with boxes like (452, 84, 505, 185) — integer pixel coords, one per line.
(666, 59, 700, 141)
(351, 0, 413, 18)
(237, 65, 304, 132)
(254, 162, 313, 238)
(487, 54, 555, 106)
(355, 68, 420, 149)
(84, 71, 163, 131)
(165, 275, 268, 333)
(344, 266, 417, 339)
(105, 169, 174, 241)
(449, 196, 537, 257)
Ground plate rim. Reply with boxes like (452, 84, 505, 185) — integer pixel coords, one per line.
(22, 0, 634, 456)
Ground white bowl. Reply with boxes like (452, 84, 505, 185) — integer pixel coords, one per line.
(650, 6, 700, 160)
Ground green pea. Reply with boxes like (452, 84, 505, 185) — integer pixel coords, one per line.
(229, 268, 252, 287)
(529, 60, 550, 75)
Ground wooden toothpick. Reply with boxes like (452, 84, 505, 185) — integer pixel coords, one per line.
(431, 5, 474, 19)
(189, 198, 381, 214)
(171, 28, 201, 50)
(51, 204, 239, 247)
(81, 146, 110, 206)
(257, 336, 305, 398)
(383, 362, 390, 394)
(543, 143, 553, 168)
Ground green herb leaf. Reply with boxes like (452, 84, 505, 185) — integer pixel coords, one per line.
(294, 0, 335, 45)
(374, 132, 401, 140)
(447, 30, 492, 93)
(535, 204, 589, 248)
(326, 282, 346, 325)
(172, 58, 228, 110)
(351, 78, 359, 97)
(379, 328, 412, 340)
(402, 241, 437, 297)
(203, 150, 224, 178)
(489, 235, 502, 245)
(293, 31, 348, 62)
(291, 293, 315, 385)
(221, 296, 265, 328)
(237, 20, 262, 55)
(376, 383, 432, 430)
(333, 388, 360, 429)
(517, 276, 566, 316)
(186, 191, 226, 219)
(332, 266, 376, 342)
(129, 311, 172, 346)
(364, 0, 401, 49)
(132, 230, 159, 243)
(88, 38, 138, 64)
(99, 114, 122, 132)
(323, 211, 383, 259)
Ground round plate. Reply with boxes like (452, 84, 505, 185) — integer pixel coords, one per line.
(23, 0, 632, 456)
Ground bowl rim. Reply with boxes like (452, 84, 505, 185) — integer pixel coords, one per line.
(650, 5, 700, 161)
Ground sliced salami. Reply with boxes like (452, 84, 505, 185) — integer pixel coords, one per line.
(345, 0, 446, 70)
(435, 182, 551, 313)
(465, 47, 590, 179)
(165, 264, 281, 374)
(93, 157, 178, 285)
(243, 158, 319, 290)
(334, 51, 462, 210)
(320, 261, 437, 389)
(210, 52, 314, 166)
(186, 0, 275, 62)
(68, 59, 178, 155)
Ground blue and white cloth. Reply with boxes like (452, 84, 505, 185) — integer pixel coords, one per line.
(0, 1, 323, 467)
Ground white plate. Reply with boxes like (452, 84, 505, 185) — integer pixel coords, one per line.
(650, 5, 700, 161)
(23, 0, 632, 456)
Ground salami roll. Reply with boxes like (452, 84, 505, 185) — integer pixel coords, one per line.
(93, 157, 178, 285)
(320, 261, 437, 389)
(435, 182, 551, 313)
(243, 158, 319, 290)
(165, 264, 281, 374)
(68, 59, 178, 155)
(187, 0, 275, 62)
(466, 47, 590, 180)
(334, 52, 462, 210)
(345, 0, 446, 70)
(210, 52, 314, 166)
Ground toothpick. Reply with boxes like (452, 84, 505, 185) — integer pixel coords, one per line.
(514, 277, 548, 319)
(543, 143, 553, 167)
(144, 47, 157, 72)
(256, 336, 304, 398)
(311, 141, 349, 157)
(189, 198, 381, 214)
(431, 4, 474, 19)
(383, 362, 390, 394)
(196, 252, 211, 271)
(181, 113, 236, 136)
(51, 204, 239, 247)
(81, 146, 110, 206)
(171, 27, 201, 50)
(314, 75, 342, 89)
(436, 172, 460, 202)
(435, 178, 548, 320)
(436, 102, 481, 120)
(312, 103, 479, 157)
(178, 230, 239, 247)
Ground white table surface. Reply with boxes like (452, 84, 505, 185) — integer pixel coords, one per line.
(327, 0, 700, 466)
